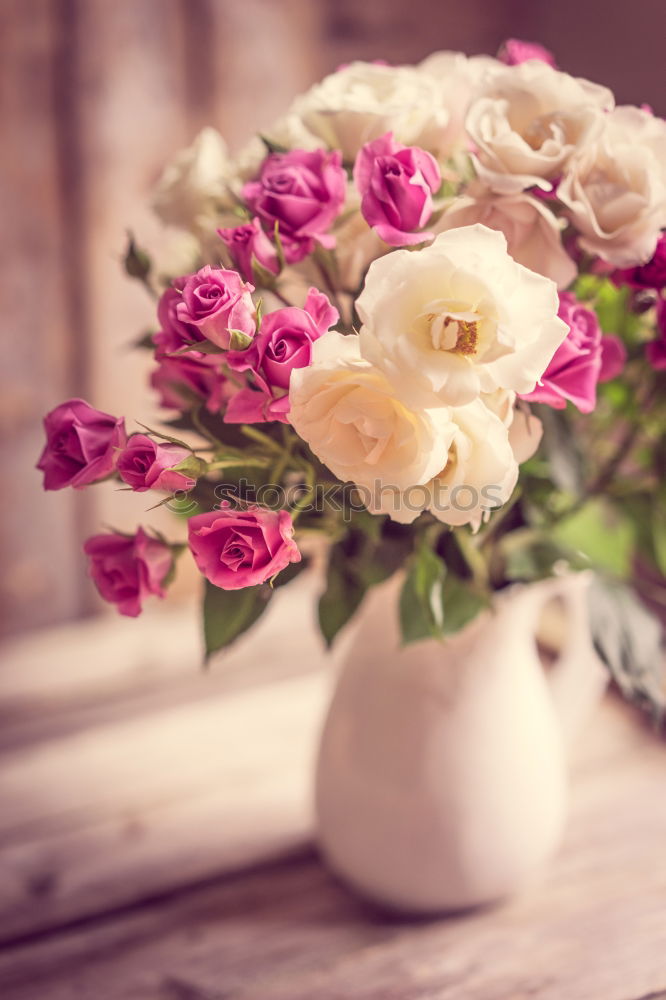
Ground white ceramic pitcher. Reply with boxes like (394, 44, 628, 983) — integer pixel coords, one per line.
(315, 571, 607, 914)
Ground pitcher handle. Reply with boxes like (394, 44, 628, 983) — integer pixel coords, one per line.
(525, 572, 608, 747)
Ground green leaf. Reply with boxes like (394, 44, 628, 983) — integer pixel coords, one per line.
(399, 542, 446, 645)
(123, 230, 151, 281)
(168, 340, 226, 357)
(440, 574, 489, 635)
(170, 454, 208, 480)
(552, 498, 635, 577)
(500, 528, 585, 582)
(318, 543, 368, 648)
(228, 329, 254, 351)
(252, 260, 280, 287)
(203, 580, 273, 661)
(535, 405, 585, 497)
(270, 557, 309, 589)
(259, 134, 289, 155)
(135, 422, 193, 450)
(588, 578, 665, 728)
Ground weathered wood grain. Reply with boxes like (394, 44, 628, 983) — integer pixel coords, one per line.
(0, 698, 664, 1000)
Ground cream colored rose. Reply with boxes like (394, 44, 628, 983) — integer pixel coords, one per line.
(287, 61, 450, 163)
(465, 62, 613, 194)
(435, 184, 576, 288)
(152, 128, 235, 233)
(558, 106, 666, 267)
(288, 332, 456, 495)
(418, 50, 502, 155)
(481, 390, 543, 463)
(356, 225, 568, 407)
(372, 398, 519, 528)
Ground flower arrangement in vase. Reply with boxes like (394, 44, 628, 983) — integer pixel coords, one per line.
(38, 38, 665, 911)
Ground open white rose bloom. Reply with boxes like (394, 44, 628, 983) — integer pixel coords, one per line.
(290, 225, 567, 528)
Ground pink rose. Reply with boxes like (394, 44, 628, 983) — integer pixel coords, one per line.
(151, 354, 232, 413)
(175, 266, 256, 349)
(613, 234, 666, 291)
(353, 133, 441, 247)
(217, 218, 280, 282)
(520, 292, 626, 413)
(498, 39, 557, 68)
(223, 288, 338, 424)
(242, 149, 346, 263)
(231, 288, 337, 391)
(117, 435, 196, 492)
(37, 398, 127, 491)
(84, 528, 173, 617)
(155, 278, 211, 358)
(188, 505, 300, 590)
(646, 297, 666, 370)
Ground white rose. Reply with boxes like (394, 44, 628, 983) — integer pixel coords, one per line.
(418, 50, 502, 155)
(152, 128, 234, 232)
(508, 407, 543, 464)
(374, 398, 519, 528)
(288, 332, 456, 495)
(465, 62, 613, 194)
(288, 61, 450, 162)
(356, 225, 568, 407)
(481, 390, 543, 463)
(435, 184, 576, 288)
(558, 106, 666, 267)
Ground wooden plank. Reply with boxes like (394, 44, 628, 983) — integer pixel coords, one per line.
(0, 571, 332, 943)
(0, 698, 664, 1000)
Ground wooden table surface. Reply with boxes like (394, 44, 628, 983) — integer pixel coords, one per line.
(1, 572, 665, 1000)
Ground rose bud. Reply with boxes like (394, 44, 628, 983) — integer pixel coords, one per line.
(520, 292, 626, 413)
(229, 288, 338, 390)
(353, 132, 441, 247)
(218, 218, 280, 282)
(84, 528, 174, 617)
(242, 149, 346, 263)
(150, 354, 233, 414)
(155, 278, 211, 357)
(37, 398, 127, 490)
(498, 38, 557, 67)
(188, 505, 300, 590)
(117, 434, 198, 493)
(175, 266, 256, 349)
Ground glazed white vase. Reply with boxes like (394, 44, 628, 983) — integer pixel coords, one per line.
(315, 572, 606, 914)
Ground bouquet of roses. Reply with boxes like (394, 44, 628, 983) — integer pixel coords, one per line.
(38, 39, 666, 717)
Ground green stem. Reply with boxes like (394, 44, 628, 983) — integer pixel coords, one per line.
(240, 424, 285, 455)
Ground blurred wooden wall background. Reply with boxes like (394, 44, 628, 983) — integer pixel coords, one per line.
(2, 0, 665, 638)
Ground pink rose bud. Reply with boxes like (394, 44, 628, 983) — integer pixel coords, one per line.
(229, 288, 338, 391)
(520, 292, 624, 413)
(84, 527, 174, 617)
(242, 149, 346, 263)
(646, 297, 666, 370)
(117, 435, 196, 493)
(188, 504, 301, 590)
(353, 132, 441, 247)
(498, 39, 557, 67)
(150, 354, 233, 413)
(175, 266, 256, 349)
(154, 278, 218, 359)
(613, 234, 666, 291)
(218, 218, 280, 282)
(37, 398, 127, 491)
